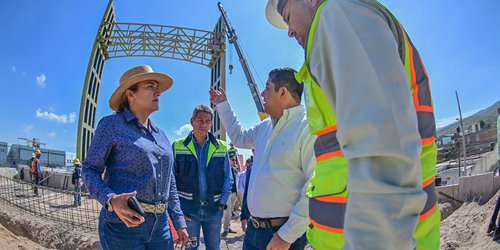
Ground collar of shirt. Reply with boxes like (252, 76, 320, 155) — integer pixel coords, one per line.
(189, 131, 210, 148)
(270, 105, 305, 139)
(120, 108, 159, 133)
(271, 104, 305, 127)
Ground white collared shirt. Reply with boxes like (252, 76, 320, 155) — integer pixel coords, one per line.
(216, 101, 316, 243)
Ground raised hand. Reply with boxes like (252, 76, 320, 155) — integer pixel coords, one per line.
(209, 87, 228, 105)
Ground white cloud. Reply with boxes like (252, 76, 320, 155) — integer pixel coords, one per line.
(436, 116, 458, 130)
(47, 131, 56, 138)
(36, 74, 46, 88)
(36, 109, 77, 124)
(174, 124, 192, 136)
(23, 125, 33, 135)
(11, 66, 16, 72)
(436, 108, 482, 130)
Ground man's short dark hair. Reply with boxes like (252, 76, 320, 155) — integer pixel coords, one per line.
(268, 67, 303, 102)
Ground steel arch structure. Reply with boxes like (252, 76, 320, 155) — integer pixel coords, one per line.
(77, 0, 226, 160)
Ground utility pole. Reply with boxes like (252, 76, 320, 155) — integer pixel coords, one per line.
(455, 91, 467, 176)
(455, 138, 461, 177)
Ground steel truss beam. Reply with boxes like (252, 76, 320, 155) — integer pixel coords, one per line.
(77, 0, 226, 159)
(99, 22, 225, 68)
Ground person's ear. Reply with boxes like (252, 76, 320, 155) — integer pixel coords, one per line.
(279, 87, 288, 99)
(125, 89, 135, 103)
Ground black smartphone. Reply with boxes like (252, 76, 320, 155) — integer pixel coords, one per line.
(127, 196, 145, 217)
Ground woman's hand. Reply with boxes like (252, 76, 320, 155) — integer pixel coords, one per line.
(109, 191, 145, 227)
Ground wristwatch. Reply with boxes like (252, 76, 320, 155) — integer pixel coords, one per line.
(106, 196, 114, 212)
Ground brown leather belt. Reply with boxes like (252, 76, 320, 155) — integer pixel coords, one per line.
(250, 216, 289, 228)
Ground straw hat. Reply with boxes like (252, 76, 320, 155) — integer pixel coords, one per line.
(109, 65, 173, 111)
(266, 0, 289, 29)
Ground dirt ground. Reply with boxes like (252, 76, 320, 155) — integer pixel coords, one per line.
(0, 197, 244, 250)
(2, 193, 500, 250)
(0, 222, 49, 250)
(0, 201, 99, 250)
(440, 191, 500, 249)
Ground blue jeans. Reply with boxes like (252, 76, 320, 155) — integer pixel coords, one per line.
(98, 208, 174, 250)
(243, 220, 307, 250)
(185, 208, 223, 250)
(73, 186, 82, 206)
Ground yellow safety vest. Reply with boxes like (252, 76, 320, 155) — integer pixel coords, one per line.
(296, 1, 440, 249)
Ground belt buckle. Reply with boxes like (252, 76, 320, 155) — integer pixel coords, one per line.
(157, 203, 165, 213)
(251, 217, 260, 228)
(200, 200, 209, 206)
(151, 202, 166, 214)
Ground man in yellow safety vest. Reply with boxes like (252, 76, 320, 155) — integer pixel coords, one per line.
(265, 0, 440, 249)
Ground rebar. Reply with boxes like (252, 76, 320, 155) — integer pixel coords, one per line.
(0, 175, 99, 231)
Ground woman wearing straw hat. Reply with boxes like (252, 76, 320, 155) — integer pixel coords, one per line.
(83, 65, 189, 249)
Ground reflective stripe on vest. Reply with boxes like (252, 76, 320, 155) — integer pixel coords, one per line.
(420, 177, 438, 221)
(309, 195, 346, 233)
(314, 126, 342, 161)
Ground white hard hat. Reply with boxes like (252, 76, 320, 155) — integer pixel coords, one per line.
(266, 0, 289, 29)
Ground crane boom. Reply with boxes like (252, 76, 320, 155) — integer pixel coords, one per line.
(217, 2, 267, 120)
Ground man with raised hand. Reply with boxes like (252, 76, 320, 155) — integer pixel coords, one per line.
(210, 67, 315, 250)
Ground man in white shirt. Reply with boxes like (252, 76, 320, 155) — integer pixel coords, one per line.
(209, 67, 315, 250)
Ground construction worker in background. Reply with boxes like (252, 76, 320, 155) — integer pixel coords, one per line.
(26, 153, 35, 181)
(227, 143, 242, 170)
(222, 154, 239, 237)
(31, 149, 41, 196)
(266, 0, 440, 249)
(72, 158, 83, 207)
(487, 108, 500, 240)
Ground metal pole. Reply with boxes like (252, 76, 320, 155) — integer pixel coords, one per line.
(455, 91, 467, 176)
(456, 139, 461, 177)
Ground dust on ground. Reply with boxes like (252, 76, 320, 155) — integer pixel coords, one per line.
(2, 192, 500, 249)
(0, 201, 99, 250)
(0, 222, 49, 250)
(440, 191, 500, 249)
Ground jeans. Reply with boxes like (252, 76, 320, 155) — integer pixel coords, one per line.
(185, 208, 223, 250)
(73, 186, 82, 206)
(243, 220, 307, 250)
(98, 208, 174, 250)
(490, 194, 500, 227)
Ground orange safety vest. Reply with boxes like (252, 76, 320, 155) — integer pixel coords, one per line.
(31, 157, 39, 173)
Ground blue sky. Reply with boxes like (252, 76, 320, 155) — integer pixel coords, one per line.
(0, 0, 498, 154)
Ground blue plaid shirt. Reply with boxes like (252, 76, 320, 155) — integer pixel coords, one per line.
(83, 108, 186, 229)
